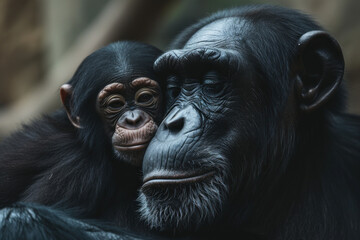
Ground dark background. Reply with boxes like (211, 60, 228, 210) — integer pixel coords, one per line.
(0, 0, 359, 139)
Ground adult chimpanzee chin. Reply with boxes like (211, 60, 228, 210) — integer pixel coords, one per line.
(138, 5, 360, 239)
(0, 41, 164, 239)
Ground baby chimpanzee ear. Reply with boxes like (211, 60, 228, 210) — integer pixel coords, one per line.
(60, 84, 82, 128)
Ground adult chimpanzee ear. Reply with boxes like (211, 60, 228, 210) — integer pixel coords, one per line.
(295, 30, 344, 112)
(60, 84, 82, 128)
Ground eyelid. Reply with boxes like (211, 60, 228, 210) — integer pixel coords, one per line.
(167, 85, 181, 90)
(135, 88, 159, 98)
(167, 76, 181, 86)
(167, 80, 181, 88)
(101, 94, 125, 109)
(203, 72, 223, 84)
(108, 95, 125, 103)
(204, 80, 222, 85)
(135, 88, 159, 106)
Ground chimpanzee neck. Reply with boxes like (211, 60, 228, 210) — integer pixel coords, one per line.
(270, 112, 360, 239)
(219, 112, 360, 239)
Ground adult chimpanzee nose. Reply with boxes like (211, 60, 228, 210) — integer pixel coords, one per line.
(164, 110, 185, 133)
(118, 109, 149, 129)
(159, 105, 201, 139)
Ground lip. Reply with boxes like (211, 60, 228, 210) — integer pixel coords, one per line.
(142, 169, 216, 188)
(114, 142, 149, 151)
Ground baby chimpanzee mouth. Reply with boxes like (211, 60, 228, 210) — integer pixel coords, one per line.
(113, 120, 158, 152)
(114, 142, 150, 151)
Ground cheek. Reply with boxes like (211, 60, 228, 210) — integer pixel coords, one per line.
(96, 115, 117, 143)
(113, 150, 146, 166)
(110, 119, 159, 167)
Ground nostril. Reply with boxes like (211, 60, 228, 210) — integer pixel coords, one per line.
(126, 113, 142, 126)
(164, 116, 184, 133)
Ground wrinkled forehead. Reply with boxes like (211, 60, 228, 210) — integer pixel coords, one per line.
(184, 17, 249, 49)
(154, 18, 251, 76)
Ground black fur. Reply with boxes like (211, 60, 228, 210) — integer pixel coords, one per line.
(0, 41, 164, 239)
(139, 5, 360, 239)
(0, 203, 144, 240)
(1, 5, 360, 240)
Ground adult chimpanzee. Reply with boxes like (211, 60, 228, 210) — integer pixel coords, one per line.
(138, 5, 360, 239)
(0, 41, 164, 239)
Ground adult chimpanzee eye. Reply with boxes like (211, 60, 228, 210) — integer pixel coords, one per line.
(168, 86, 181, 99)
(167, 75, 181, 102)
(135, 88, 158, 107)
(203, 84, 223, 96)
(203, 71, 225, 96)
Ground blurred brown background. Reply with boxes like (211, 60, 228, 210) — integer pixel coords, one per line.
(0, 0, 359, 139)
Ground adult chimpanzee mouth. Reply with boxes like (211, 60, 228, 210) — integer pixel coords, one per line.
(114, 142, 149, 151)
(142, 169, 216, 188)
